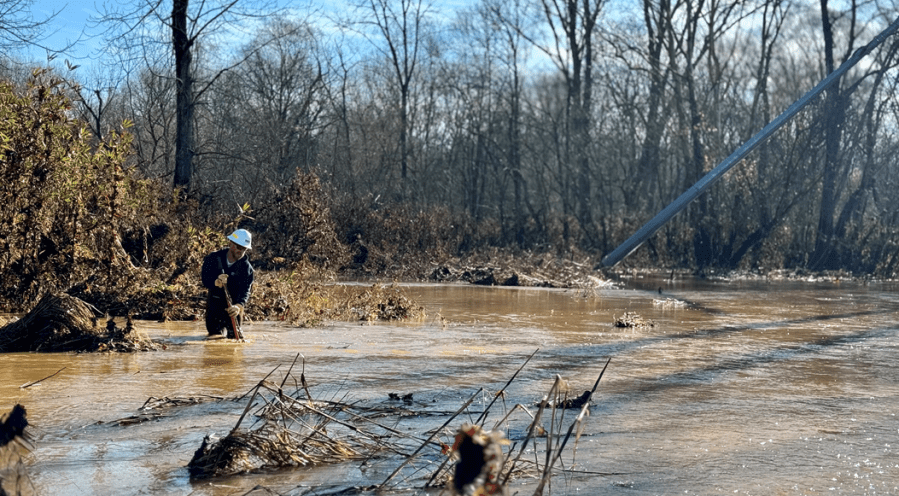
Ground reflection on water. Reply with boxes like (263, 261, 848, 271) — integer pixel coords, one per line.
(2, 276, 899, 495)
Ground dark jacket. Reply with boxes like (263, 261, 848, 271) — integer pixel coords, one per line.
(201, 248, 254, 307)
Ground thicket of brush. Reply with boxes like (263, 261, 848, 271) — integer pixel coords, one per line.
(0, 71, 435, 325)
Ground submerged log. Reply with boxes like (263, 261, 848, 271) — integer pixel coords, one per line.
(0, 293, 160, 352)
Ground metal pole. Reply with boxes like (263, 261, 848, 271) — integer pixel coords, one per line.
(601, 15, 899, 268)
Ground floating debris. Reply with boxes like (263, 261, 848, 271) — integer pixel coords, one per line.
(187, 357, 397, 479)
(388, 392, 414, 404)
(653, 298, 686, 309)
(179, 353, 613, 494)
(614, 312, 654, 328)
(538, 389, 592, 410)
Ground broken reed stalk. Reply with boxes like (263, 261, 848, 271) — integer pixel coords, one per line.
(500, 375, 562, 486)
(236, 365, 280, 402)
(542, 376, 564, 484)
(321, 399, 434, 447)
(230, 382, 264, 436)
(279, 353, 301, 392)
(266, 395, 385, 451)
(474, 348, 538, 426)
(532, 357, 611, 495)
(380, 387, 484, 489)
(300, 356, 314, 405)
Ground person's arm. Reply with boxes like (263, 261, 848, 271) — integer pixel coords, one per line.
(230, 264, 254, 306)
(200, 251, 221, 290)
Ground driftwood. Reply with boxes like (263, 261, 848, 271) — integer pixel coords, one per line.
(0, 293, 160, 352)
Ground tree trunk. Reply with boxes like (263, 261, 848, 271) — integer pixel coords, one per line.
(634, 0, 670, 211)
(810, 0, 843, 270)
(172, 0, 195, 192)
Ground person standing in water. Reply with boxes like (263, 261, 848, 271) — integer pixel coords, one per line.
(200, 229, 254, 338)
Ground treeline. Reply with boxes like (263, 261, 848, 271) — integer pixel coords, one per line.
(8, 0, 899, 278)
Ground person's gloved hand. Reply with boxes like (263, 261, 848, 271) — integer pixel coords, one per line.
(215, 274, 228, 288)
(226, 304, 242, 317)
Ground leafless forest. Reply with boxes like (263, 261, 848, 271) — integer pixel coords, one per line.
(7, 0, 899, 277)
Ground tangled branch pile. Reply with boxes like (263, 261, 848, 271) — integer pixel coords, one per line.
(187, 361, 396, 478)
(0, 293, 159, 352)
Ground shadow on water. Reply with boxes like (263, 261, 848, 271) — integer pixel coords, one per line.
(619, 325, 896, 393)
(542, 307, 896, 379)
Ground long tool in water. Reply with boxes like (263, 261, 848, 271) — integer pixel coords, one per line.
(217, 256, 245, 341)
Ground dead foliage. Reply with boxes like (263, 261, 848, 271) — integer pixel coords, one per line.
(429, 249, 610, 290)
(187, 357, 397, 478)
(247, 269, 425, 326)
(0, 293, 160, 352)
(0, 71, 181, 318)
(249, 172, 350, 272)
(0, 73, 421, 328)
(330, 196, 469, 279)
(334, 282, 425, 322)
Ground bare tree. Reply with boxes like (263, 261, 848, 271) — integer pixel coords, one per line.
(354, 0, 436, 199)
(206, 20, 327, 207)
(0, 0, 68, 56)
(531, 0, 605, 247)
(125, 68, 178, 181)
(809, 0, 892, 270)
(99, 0, 286, 195)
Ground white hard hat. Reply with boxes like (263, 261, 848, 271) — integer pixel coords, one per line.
(228, 229, 252, 249)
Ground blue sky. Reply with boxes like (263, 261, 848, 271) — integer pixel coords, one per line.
(25, 0, 474, 70)
(28, 0, 105, 64)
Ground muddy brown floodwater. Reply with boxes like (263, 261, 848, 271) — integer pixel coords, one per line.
(2, 276, 899, 495)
